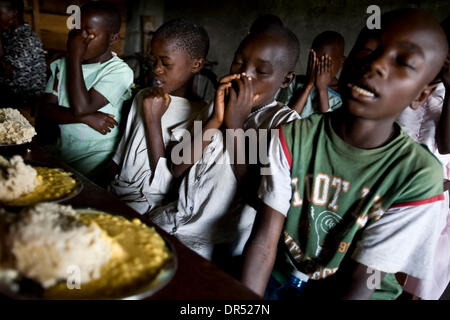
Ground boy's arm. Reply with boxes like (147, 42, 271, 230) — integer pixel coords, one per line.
(39, 93, 118, 134)
(223, 74, 259, 181)
(290, 50, 316, 114)
(171, 79, 233, 178)
(437, 57, 450, 154)
(66, 30, 110, 116)
(142, 88, 171, 172)
(340, 261, 385, 300)
(241, 204, 285, 296)
(315, 55, 333, 113)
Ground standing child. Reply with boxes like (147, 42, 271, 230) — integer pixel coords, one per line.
(148, 25, 301, 261)
(39, 1, 133, 181)
(109, 19, 210, 214)
(277, 31, 345, 118)
(241, 9, 448, 300)
(0, 0, 46, 107)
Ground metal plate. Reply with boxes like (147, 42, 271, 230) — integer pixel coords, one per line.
(0, 209, 177, 300)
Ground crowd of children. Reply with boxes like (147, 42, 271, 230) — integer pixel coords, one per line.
(1, 0, 449, 300)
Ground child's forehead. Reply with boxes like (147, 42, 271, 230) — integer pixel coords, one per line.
(81, 11, 110, 31)
(151, 36, 191, 59)
(237, 34, 288, 63)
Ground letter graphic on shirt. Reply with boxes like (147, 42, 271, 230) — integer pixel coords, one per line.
(328, 177, 350, 211)
(367, 194, 384, 221)
(291, 177, 303, 207)
(284, 231, 304, 261)
(312, 174, 331, 206)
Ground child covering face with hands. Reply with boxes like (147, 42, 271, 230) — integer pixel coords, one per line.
(148, 25, 301, 262)
(277, 31, 345, 118)
(38, 1, 133, 181)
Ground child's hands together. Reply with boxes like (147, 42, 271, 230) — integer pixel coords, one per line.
(80, 112, 118, 135)
(306, 49, 317, 86)
(315, 55, 333, 91)
(67, 29, 95, 61)
(142, 87, 171, 123)
(213, 73, 259, 129)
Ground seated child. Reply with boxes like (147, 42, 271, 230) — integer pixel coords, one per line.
(241, 9, 449, 300)
(277, 31, 345, 118)
(109, 19, 210, 214)
(399, 16, 450, 300)
(39, 1, 133, 180)
(0, 0, 46, 107)
(147, 25, 301, 261)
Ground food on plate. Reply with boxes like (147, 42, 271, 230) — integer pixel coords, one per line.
(0, 156, 78, 206)
(0, 108, 36, 145)
(0, 155, 39, 202)
(0, 203, 171, 299)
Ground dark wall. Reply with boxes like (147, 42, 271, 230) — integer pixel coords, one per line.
(163, 0, 450, 78)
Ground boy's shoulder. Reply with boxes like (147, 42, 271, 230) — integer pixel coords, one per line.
(398, 130, 443, 173)
(100, 55, 134, 75)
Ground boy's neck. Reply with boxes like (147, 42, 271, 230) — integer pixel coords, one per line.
(332, 109, 397, 149)
(170, 78, 202, 101)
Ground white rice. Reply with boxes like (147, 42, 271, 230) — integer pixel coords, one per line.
(0, 108, 36, 144)
(0, 155, 39, 202)
(1, 203, 112, 288)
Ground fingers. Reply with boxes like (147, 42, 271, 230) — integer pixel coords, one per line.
(216, 82, 232, 101)
(106, 116, 119, 127)
(220, 73, 241, 84)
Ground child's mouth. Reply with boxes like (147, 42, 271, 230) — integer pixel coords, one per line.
(347, 83, 377, 99)
(155, 79, 164, 87)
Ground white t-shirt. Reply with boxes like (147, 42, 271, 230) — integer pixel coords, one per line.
(109, 89, 210, 214)
(147, 101, 300, 259)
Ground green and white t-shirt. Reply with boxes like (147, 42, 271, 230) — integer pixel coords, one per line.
(259, 113, 444, 286)
(44, 55, 134, 177)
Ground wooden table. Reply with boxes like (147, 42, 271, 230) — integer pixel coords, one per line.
(1, 143, 260, 300)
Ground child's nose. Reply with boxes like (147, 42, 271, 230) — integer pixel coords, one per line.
(366, 54, 388, 78)
(241, 68, 255, 79)
(154, 62, 164, 75)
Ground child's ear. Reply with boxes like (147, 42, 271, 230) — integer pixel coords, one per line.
(280, 71, 295, 88)
(110, 33, 120, 45)
(410, 83, 438, 110)
(191, 58, 205, 74)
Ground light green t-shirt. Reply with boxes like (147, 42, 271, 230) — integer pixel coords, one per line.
(45, 55, 134, 177)
(276, 76, 342, 119)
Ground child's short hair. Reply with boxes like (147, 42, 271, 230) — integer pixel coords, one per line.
(249, 14, 283, 34)
(311, 31, 345, 52)
(0, 0, 24, 16)
(153, 18, 210, 60)
(80, 1, 121, 34)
